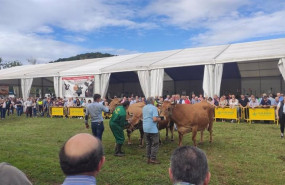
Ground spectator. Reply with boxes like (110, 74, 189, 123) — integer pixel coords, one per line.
(239, 95, 249, 119)
(272, 97, 279, 106)
(15, 98, 23, 116)
(59, 133, 105, 185)
(169, 146, 211, 185)
(143, 97, 161, 164)
(1, 98, 7, 119)
(198, 94, 204, 101)
(207, 97, 214, 105)
(25, 98, 33, 118)
(176, 94, 184, 104)
(192, 96, 200, 104)
(191, 94, 196, 104)
(277, 92, 283, 102)
(269, 94, 275, 105)
(32, 99, 37, 117)
(85, 94, 109, 140)
(184, 96, 190, 104)
(219, 96, 227, 107)
(229, 95, 239, 108)
(0, 162, 32, 185)
(248, 96, 259, 109)
(260, 96, 271, 107)
(213, 95, 219, 106)
(75, 98, 81, 107)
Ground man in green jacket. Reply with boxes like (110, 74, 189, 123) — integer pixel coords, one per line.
(109, 101, 130, 157)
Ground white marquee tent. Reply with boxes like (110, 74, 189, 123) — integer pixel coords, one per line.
(0, 38, 285, 100)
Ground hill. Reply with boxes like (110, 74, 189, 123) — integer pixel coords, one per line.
(51, 52, 115, 63)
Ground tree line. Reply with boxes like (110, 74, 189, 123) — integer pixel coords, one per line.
(0, 52, 114, 69)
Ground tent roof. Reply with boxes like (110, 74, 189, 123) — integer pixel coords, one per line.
(216, 38, 285, 63)
(0, 38, 284, 80)
(60, 54, 141, 76)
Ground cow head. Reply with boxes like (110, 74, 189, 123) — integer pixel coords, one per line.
(109, 98, 121, 113)
(125, 102, 145, 132)
(159, 101, 174, 119)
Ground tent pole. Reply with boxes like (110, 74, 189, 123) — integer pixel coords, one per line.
(41, 78, 44, 98)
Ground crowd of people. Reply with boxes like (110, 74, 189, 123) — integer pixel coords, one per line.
(0, 92, 283, 119)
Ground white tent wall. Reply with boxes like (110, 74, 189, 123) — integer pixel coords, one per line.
(21, 78, 33, 100)
(100, 73, 111, 98)
(278, 58, 285, 81)
(53, 76, 60, 97)
(150, 69, 164, 97)
(137, 70, 150, 98)
(203, 64, 223, 97)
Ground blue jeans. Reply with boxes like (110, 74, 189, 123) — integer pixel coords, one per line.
(16, 107, 22, 116)
(91, 122, 104, 140)
(33, 108, 37, 117)
(1, 108, 6, 119)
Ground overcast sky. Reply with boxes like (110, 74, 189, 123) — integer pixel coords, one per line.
(1, 0, 285, 63)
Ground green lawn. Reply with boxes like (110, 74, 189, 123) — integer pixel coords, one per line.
(0, 115, 284, 185)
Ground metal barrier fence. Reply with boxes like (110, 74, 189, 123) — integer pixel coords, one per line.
(50, 107, 112, 119)
(215, 107, 240, 123)
(215, 106, 278, 125)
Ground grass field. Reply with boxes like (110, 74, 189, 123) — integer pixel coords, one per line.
(0, 115, 285, 185)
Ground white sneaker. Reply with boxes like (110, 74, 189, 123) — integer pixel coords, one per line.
(281, 133, 284, 138)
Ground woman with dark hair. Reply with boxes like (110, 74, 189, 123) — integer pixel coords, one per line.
(109, 101, 130, 156)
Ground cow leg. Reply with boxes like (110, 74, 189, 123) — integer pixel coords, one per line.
(127, 130, 132, 145)
(139, 127, 144, 147)
(200, 130, 204, 143)
(165, 127, 169, 141)
(208, 122, 213, 143)
(170, 121, 174, 141)
(192, 127, 198, 146)
(178, 132, 183, 146)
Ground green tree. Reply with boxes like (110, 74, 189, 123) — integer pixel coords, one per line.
(50, 52, 115, 63)
(2, 60, 22, 69)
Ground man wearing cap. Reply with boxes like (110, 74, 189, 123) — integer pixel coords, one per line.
(59, 133, 105, 185)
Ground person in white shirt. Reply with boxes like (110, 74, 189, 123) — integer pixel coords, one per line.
(229, 95, 239, 123)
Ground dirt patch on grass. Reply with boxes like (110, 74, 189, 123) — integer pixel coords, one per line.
(278, 155, 285, 162)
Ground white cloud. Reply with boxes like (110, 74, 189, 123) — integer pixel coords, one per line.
(0, 31, 85, 63)
(143, 0, 250, 28)
(190, 10, 285, 46)
(143, 0, 285, 45)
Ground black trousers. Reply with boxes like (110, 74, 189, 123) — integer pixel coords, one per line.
(26, 107, 32, 117)
(279, 114, 285, 134)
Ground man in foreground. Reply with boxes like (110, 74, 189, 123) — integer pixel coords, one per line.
(59, 133, 105, 185)
(169, 146, 211, 185)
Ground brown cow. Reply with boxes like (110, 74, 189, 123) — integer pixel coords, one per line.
(160, 101, 214, 146)
(109, 98, 174, 146)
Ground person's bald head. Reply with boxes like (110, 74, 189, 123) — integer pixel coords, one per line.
(64, 133, 98, 157)
(59, 133, 104, 176)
